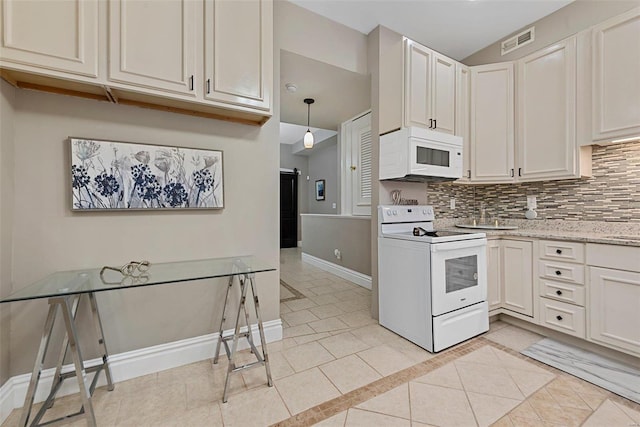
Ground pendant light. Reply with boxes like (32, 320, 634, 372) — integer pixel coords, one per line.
(303, 98, 315, 149)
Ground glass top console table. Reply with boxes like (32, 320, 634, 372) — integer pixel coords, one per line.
(1, 256, 276, 427)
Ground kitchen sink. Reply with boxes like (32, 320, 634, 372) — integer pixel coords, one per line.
(455, 224, 519, 230)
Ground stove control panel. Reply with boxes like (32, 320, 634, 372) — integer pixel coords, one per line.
(379, 205, 435, 223)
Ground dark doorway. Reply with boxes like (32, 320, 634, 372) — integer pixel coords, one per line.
(280, 170, 298, 248)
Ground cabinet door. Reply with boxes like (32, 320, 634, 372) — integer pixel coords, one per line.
(517, 38, 577, 181)
(109, 0, 197, 96)
(592, 7, 640, 142)
(501, 240, 533, 316)
(589, 267, 640, 355)
(351, 112, 372, 216)
(487, 240, 502, 311)
(455, 64, 471, 181)
(470, 63, 515, 183)
(431, 53, 456, 135)
(204, 0, 272, 111)
(0, 0, 98, 77)
(404, 39, 432, 128)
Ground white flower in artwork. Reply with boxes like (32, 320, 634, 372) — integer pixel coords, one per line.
(74, 139, 101, 161)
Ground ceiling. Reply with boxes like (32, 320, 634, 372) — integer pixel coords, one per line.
(280, 122, 338, 146)
(280, 50, 371, 131)
(289, 0, 573, 61)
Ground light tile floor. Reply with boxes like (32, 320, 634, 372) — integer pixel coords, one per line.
(3, 248, 639, 426)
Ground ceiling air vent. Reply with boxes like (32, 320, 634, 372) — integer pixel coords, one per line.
(501, 26, 535, 56)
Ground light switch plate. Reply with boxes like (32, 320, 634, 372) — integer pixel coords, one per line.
(527, 195, 537, 210)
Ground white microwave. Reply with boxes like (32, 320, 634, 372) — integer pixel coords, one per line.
(379, 127, 463, 182)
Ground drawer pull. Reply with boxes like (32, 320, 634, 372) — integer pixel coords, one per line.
(556, 315, 563, 321)
(555, 270, 562, 276)
(556, 249, 562, 254)
(556, 290, 563, 296)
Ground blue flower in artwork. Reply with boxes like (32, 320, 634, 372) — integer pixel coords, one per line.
(192, 169, 213, 192)
(72, 165, 90, 189)
(131, 164, 155, 186)
(136, 177, 161, 201)
(94, 172, 120, 197)
(163, 182, 188, 207)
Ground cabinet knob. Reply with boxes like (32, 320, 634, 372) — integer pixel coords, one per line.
(556, 290, 563, 296)
(556, 315, 563, 321)
(555, 270, 562, 276)
(556, 249, 562, 254)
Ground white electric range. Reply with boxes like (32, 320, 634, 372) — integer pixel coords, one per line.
(378, 205, 489, 352)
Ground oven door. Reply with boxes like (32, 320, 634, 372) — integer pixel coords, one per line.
(430, 238, 487, 316)
(409, 137, 463, 179)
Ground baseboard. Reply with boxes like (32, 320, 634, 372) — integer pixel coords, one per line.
(301, 252, 372, 289)
(0, 319, 282, 424)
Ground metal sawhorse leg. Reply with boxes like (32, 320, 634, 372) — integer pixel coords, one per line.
(19, 292, 114, 427)
(213, 273, 273, 403)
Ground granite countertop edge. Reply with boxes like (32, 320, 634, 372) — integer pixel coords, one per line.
(435, 220, 640, 247)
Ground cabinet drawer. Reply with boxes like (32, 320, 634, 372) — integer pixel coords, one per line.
(539, 260, 585, 284)
(539, 297, 586, 338)
(539, 280, 585, 306)
(586, 244, 640, 273)
(539, 240, 585, 263)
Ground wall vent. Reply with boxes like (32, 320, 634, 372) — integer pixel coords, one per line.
(501, 26, 535, 56)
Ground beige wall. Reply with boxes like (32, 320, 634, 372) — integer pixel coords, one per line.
(0, 80, 15, 386)
(308, 138, 339, 215)
(8, 88, 280, 376)
(463, 0, 640, 65)
(274, 1, 368, 75)
(280, 145, 309, 242)
(301, 215, 371, 275)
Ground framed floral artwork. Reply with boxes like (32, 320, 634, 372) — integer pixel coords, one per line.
(70, 138, 224, 210)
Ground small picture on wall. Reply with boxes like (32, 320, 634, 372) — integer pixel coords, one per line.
(315, 179, 325, 201)
(70, 138, 224, 210)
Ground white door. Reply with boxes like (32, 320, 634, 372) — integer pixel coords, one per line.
(487, 240, 502, 311)
(430, 239, 487, 316)
(109, 0, 197, 96)
(431, 53, 456, 135)
(517, 37, 577, 181)
(470, 62, 515, 183)
(204, 0, 272, 111)
(592, 7, 640, 142)
(404, 39, 433, 129)
(501, 240, 533, 316)
(351, 112, 372, 216)
(589, 267, 640, 355)
(455, 64, 471, 181)
(0, 0, 98, 77)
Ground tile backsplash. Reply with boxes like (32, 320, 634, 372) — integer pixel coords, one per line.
(425, 141, 640, 223)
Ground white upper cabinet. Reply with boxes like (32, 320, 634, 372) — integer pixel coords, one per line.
(0, 0, 98, 78)
(432, 53, 456, 135)
(403, 39, 456, 134)
(517, 37, 577, 180)
(591, 7, 640, 142)
(455, 64, 471, 181)
(109, 0, 198, 97)
(470, 62, 515, 183)
(204, 0, 272, 110)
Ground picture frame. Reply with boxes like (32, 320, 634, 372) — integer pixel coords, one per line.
(315, 179, 325, 201)
(70, 137, 224, 211)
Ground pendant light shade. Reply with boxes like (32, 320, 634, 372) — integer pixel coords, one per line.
(303, 98, 315, 149)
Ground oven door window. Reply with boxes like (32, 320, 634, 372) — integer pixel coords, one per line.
(445, 255, 478, 293)
(416, 146, 450, 167)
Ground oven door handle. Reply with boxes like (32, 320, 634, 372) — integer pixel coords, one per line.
(430, 238, 487, 252)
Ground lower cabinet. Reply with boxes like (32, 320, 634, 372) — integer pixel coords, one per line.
(486, 239, 534, 317)
(487, 240, 502, 311)
(589, 266, 640, 355)
(502, 240, 534, 317)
